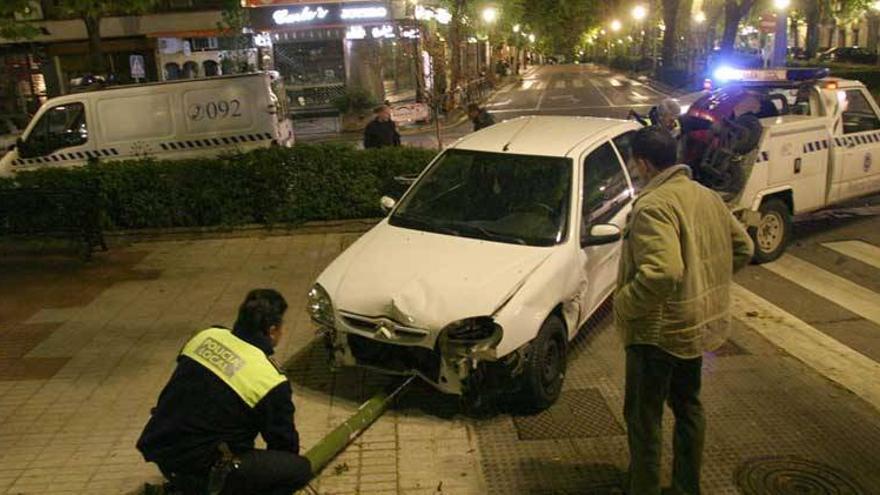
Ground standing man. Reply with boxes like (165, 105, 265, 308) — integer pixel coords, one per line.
(615, 127, 753, 495)
(467, 103, 496, 132)
(363, 105, 401, 149)
(138, 289, 312, 495)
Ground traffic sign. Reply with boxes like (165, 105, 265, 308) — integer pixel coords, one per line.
(130, 54, 146, 80)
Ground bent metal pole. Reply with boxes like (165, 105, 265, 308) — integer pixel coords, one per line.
(303, 375, 417, 474)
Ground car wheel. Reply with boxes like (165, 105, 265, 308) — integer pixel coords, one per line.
(749, 198, 791, 264)
(520, 315, 566, 411)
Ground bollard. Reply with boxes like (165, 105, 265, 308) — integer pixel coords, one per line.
(304, 375, 416, 474)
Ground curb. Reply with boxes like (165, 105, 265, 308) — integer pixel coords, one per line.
(0, 219, 381, 256)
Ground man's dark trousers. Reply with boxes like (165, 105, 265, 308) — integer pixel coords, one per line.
(624, 344, 705, 495)
(160, 449, 311, 495)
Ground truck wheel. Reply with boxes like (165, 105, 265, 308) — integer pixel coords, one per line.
(749, 198, 791, 264)
(520, 315, 566, 411)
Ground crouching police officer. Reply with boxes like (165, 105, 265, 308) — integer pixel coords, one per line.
(137, 289, 312, 495)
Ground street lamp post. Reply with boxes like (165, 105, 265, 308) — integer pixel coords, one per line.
(772, 0, 790, 67)
(632, 5, 648, 58)
(481, 7, 498, 87)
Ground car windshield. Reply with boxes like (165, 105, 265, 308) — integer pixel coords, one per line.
(390, 149, 572, 247)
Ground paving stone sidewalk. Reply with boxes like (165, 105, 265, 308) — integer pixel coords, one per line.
(1, 232, 879, 494)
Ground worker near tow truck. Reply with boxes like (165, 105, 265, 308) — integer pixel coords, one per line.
(137, 289, 312, 495)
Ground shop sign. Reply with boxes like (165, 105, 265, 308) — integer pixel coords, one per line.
(340, 6, 387, 20)
(391, 103, 429, 123)
(273, 6, 329, 25)
(264, 3, 388, 28)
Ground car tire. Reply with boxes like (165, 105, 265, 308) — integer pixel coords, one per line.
(520, 315, 567, 411)
(749, 198, 791, 264)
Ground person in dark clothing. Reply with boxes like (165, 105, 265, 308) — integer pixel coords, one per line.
(363, 105, 401, 149)
(137, 289, 311, 495)
(468, 103, 495, 131)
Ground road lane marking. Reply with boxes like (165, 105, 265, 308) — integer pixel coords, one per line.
(733, 284, 880, 413)
(630, 91, 650, 101)
(587, 78, 615, 106)
(609, 78, 622, 87)
(763, 254, 880, 326)
(822, 240, 880, 270)
(572, 79, 585, 88)
(486, 98, 513, 108)
(521, 80, 537, 90)
(554, 80, 567, 89)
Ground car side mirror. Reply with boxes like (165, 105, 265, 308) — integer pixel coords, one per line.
(380, 195, 397, 214)
(582, 223, 622, 247)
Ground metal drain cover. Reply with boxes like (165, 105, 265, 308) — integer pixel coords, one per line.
(513, 388, 624, 440)
(735, 456, 866, 494)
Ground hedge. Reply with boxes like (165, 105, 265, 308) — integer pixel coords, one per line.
(0, 144, 437, 231)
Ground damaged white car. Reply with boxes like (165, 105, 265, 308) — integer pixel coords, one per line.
(308, 116, 641, 409)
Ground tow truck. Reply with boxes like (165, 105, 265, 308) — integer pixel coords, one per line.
(681, 67, 880, 262)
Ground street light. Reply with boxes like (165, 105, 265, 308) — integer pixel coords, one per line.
(528, 33, 536, 43)
(482, 6, 498, 24)
(610, 19, 622, 32)
(873, 1, 880, 11)
(631, 5, 647, 21)
(694, 11, 706, 23)
(773, 0, 790, 9)
(513, 23, 521, 33)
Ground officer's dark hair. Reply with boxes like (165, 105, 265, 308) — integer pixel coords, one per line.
(467, 103, 480, 113)
(631, 126, 678, 171)
(234, 289, 288, 337)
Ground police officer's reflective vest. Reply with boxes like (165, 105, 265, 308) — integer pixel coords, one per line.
(181, 327, 287, 408)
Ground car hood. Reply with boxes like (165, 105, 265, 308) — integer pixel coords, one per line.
(323, 222, 555, 331)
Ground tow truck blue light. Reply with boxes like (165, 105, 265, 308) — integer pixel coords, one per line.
(713, 66, 742, 82)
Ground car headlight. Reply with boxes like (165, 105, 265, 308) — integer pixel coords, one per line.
(441, 317, 503, 345)
(307, 284, 334, 327)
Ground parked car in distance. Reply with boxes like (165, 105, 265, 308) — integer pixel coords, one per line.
(819, 47, 878, 64)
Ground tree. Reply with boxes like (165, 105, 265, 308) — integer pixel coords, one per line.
(525, 0, 598, 56)
(720, 0, 756, 53)
(660, 0, 681, 68)
(0, 0, 40, 40)
(56, 0, 155, 73)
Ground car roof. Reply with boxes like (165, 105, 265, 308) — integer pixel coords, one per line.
(452, 116, 638, 157)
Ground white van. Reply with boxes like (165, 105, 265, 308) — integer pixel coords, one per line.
(0, 72, 294, 176)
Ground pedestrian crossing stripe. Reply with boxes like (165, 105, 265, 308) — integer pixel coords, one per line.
(12, 148, 119, 167)
(822, 240, 880, 270)
(764, 254, 880, 326)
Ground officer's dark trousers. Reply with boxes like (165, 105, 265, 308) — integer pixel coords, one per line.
(624, 345, 705, 495)
(161, 449, 312, 495)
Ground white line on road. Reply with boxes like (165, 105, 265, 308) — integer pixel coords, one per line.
(587, 78, 615, 106)
(486, 98, 513, 108)
(822, 240, 880, 270)
(763, 254, 880, 326)
(554, 80, 568, 89)
(630, 91, 650, 101)
(572, 79, 585, 88)
(609, 78, 622, 87)
(733, 284, 880, 413)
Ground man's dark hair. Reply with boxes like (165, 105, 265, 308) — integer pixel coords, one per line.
(373, 105, 388, 114)
(467, 103, 480, 113)
(631, 126, 678, 171)
(233, 289, 288, 336)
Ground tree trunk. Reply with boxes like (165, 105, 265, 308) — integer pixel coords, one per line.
(805, 0, 820, 58)
(83, 14, 104, 74)
(448, 0, 466, 105)
(720, 0, 753, 54)
(661, 0, 680, 69)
